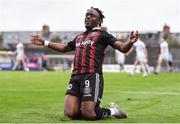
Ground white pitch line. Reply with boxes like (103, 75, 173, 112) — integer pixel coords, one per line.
(106, 91, 180, 96)
(0, 89, 55, 92)
(0, 89, 180, 96)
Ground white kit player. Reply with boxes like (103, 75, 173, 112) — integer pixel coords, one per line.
(155, 38, 172, 73)
(126, 39, 149, 77)
(115, 49, 125, 71)
(12, 39, 29, 71)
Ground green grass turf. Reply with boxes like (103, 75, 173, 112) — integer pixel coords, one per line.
(0, 71, 180, 123)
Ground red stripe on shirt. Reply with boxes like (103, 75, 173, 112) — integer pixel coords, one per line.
(74, 34, 84, 74)
(80, 32, 92, 73)
(89, 31, 101, 73)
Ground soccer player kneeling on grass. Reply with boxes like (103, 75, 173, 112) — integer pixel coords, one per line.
(31, 7, 138, 120)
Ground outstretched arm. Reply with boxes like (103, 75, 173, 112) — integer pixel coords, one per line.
(30, 35, 72, 52)
(114, 31, 138, 53)
(125, 47, 133, 56)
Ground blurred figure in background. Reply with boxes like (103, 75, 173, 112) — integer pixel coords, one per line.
(126, 38, 149, 77)
(12, 39, 29, 71)
(168, 52, 173, 71)
(115, 49, 125, 72)
(100, 26, 107, 32)
(41, 24, 52, 41)
(154, 38, 173, 74)
(51, 32, 62, 43)
(42, 55, 49, 71)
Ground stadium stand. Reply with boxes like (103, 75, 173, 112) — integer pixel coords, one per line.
(0, 31, 180, 71)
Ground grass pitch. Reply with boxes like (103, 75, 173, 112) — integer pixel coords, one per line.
(0, 71, 180, 123)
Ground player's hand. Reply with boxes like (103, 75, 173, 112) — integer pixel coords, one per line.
(129, 31, 138, 43)
(30, 34, 44, 45)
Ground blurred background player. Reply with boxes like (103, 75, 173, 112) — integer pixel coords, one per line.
(126, 38, 148, 77)
(12, 39, 29, 71)
(168, 52, 173, 71)
(41, 24, 52, 41)
(154, 38, 173, 74)
(115, 49, 125, 72)
(100, 26, 107, 32)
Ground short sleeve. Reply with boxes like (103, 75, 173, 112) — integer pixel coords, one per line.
(102, 31, 118, 48)
(67, 37, 76, 50)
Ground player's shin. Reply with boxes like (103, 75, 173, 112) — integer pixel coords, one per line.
(94, 107, 111, 119)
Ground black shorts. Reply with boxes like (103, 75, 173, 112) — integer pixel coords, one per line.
(65, 73, 104, 106)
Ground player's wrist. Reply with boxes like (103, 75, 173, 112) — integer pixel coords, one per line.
(127, 40, 134, 45)
(44, 40, 50, 46)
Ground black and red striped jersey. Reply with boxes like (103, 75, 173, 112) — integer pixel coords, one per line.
(68, 29, 117, 75)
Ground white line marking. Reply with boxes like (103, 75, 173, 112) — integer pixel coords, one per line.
(106, 91, 180, 96)
(0, 89, 180, 96)
(0, 89, 55, 92)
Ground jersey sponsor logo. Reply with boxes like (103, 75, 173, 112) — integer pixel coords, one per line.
(83, 87, 92, 95)
(76, 40, 94, 47)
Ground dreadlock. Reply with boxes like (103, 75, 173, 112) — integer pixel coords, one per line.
(91, 7, 105, 27)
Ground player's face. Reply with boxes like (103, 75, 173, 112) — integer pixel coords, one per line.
(85, 9, 100, 30)
(42, 27, 49, 35)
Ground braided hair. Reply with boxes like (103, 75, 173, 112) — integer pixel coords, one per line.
(91, 7, 105, 27)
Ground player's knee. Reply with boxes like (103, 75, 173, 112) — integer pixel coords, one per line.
(81, 108, 96, 120)
(64, 109, 76, 118)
